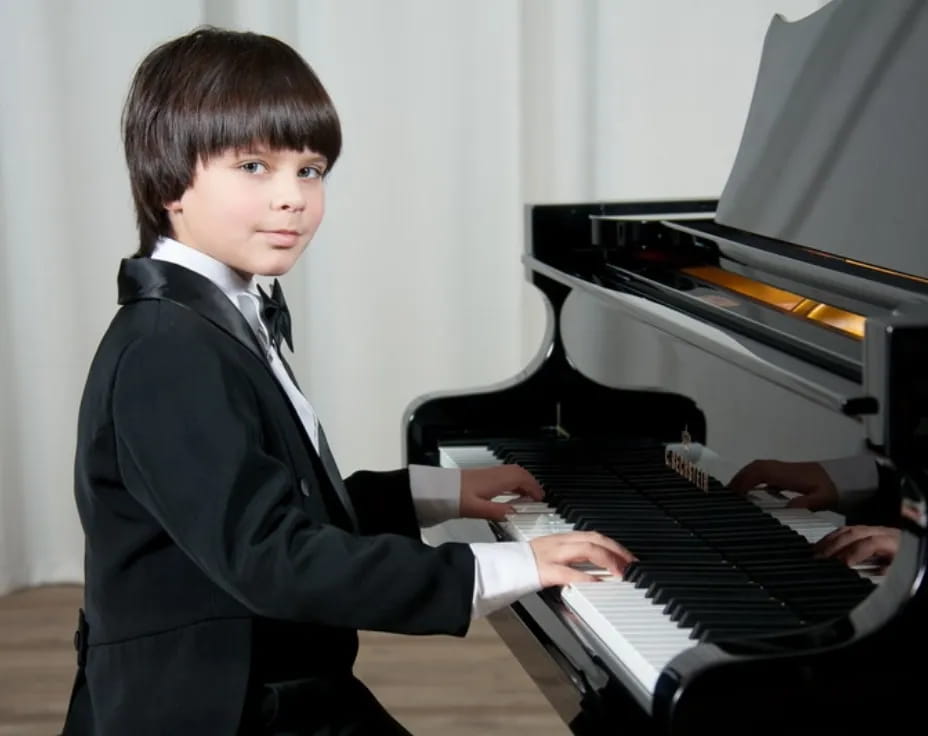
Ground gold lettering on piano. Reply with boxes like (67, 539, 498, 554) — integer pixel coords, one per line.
(665, 426, 709, 492)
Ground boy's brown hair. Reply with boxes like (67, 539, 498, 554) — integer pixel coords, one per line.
(122, 26, 341, 256)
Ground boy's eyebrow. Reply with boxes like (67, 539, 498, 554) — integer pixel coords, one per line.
(302, 153, 329, 167)
(233, 147, 328, 167)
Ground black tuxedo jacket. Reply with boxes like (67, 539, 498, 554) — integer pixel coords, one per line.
(63, 258, 474, 735)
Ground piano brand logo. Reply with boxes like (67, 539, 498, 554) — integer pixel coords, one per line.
(665, 426, 709, 492)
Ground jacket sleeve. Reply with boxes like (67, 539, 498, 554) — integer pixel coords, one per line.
(111, 329, 474, 635)
(344, 469, 422, 539)
(845, 462, 901, 526)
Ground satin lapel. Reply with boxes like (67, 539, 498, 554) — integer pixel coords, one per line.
(317, 426, 359, 531)
(117, 258, 266, 364)
(119, 258, 360, 531)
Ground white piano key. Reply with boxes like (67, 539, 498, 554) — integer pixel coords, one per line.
(511, 502, 554, 513)
(562, 580, 695, 696)
(438, 444, 500, 469)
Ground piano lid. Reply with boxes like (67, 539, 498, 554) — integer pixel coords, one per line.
(715, 0, 928, 282)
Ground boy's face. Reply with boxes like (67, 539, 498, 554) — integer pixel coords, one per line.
(165, 147, 327, 279)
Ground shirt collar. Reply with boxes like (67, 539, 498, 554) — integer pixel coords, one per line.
(151, 237, 259, 302)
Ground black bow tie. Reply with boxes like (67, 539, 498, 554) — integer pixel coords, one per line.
(257, 279, 293, 353)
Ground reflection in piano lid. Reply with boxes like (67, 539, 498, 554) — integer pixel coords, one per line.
(587, 213, 927, 383)
(404, 1, 928, 733)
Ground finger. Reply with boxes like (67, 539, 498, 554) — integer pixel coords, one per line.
(833, 535, 896, 566)
(569, 561, 615, 577)
(557, 541, 630, 577)
(509, 465, 545, 501)
(476, 500, 514, 521)
(560, 532, 636, 563)
(728, 460, 772, 493)
(815, 524, 858, 544)
(815, 526, 872, 558)
(727, 468, 758, 494)
(545, 566, 602, 586)
(589, 545, 632, 576)
(813, 526, 853, 555)
(786, 492, 827, 510)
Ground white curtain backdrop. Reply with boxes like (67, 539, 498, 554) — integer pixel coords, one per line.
(0, 0, 827, 595)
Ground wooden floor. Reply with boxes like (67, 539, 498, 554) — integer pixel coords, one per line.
(0, 585, 568, 735)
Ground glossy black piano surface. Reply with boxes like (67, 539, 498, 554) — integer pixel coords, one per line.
(404, 1, 928, 733)
(404, 190, 928, 731)
(426, 437, 925, 734)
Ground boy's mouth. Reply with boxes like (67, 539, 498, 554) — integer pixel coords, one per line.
(260, 229, 302, 247)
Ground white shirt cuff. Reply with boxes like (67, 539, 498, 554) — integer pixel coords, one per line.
(469, 541, 542, 620)
(820, 455, 880, 512)
(409, 464, 461, 527)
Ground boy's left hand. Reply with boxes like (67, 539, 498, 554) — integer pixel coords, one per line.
(459, 464, 544, 521)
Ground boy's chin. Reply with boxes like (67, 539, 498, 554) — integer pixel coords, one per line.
(254, 256, 300, 278)
(256, 265, 292, 277)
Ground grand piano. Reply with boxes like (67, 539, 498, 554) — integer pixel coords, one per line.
(404, 1, 928, 733)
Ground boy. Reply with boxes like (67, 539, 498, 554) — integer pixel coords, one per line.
(63, 27, 631, 735)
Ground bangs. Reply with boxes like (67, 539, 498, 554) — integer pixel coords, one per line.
(190, 56, 342, 165)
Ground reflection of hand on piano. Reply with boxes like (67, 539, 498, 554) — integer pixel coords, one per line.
(815, 525, 900, 568)
(459, 464, 545, 521)
(529, 531, 636, 587)
(729, 459, 838, 511)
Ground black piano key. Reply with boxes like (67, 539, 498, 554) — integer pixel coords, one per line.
(694, 625, 801, 643)
(676, 609, 801, 630)
(653, 586, 776, 606)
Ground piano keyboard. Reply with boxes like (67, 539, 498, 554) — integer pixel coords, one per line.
(439, 440, 881, 700)
(439, 443, 845, 546)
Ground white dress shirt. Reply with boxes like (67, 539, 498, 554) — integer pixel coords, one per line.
(151, 237, 541, 619)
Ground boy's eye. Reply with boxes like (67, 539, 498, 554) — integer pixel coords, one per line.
(298, 166, 324, 179)
(240, 161, 267, 174)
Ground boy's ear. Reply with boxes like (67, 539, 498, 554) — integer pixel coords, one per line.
(164, 199, 182, 214)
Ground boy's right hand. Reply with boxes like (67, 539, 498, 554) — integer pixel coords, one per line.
(529, 532, 635, 587)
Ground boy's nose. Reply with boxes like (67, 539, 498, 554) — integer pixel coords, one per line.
(271, 178, 306, 211)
